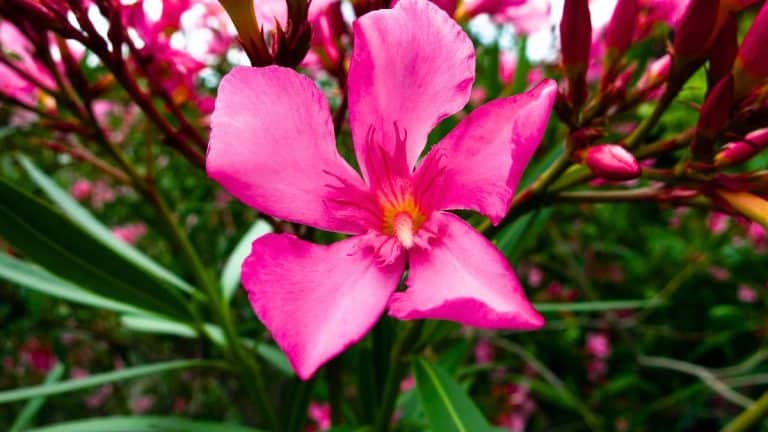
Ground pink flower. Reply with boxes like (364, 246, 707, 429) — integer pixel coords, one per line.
(207, 0, 554, 379)
(400, 375, 416, 392)
(19, 338, 57, 373)
(70, 179, 93, 201)
(708, 212, 730, 235)
(738, 284, 758, 303)
(308, 401, 332, 431)
(130, 394, 155, 414)
(527, 265, 543, 287)
(90, 180, 117, 210)
(111, 222, 147, 245)
(474, 338, 494, 364)
(85, 384, 113, 409)
(585, 332, 611, 359)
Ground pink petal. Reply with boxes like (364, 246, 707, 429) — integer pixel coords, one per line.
(242, 234, 405, 379)
(416, 80, 557, 224)
(388, 212, 544, 329)
(207, 66, 368, 234)
(348, 0, 475, 178)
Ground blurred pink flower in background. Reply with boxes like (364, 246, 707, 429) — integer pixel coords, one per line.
(85, 384, 114, 409)
(90, 180, 118, 210)
(708, 212, 730, 235)
(111, 222, 148, 245)
(307, 401, 332, 431)
(70, 179, 93, 202)
(19, 338, 57, 373)
(585, 332, 611, 359)
(130, 394, 156, 414)
(474, 337, 495, 364)
(738, 284, 758, 303)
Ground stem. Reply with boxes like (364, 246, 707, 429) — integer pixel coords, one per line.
(556, 186, 663, 203)
(373, 320, 425, 432)
(721, 388, 768, 432)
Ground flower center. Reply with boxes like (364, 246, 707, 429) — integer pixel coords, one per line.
(380, 194, 426, 249)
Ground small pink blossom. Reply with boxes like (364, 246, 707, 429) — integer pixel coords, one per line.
(308, 401, 332, 431)
(585, 332, 611, 359)
(207, 0, 554, 379)
(111, 222, 147, 245)
(400, 375, 416, 392)
(709, 266, 731, 282)
(587, 357, 608, 382)
(70, 179, 93, 201)
(738, 284, 759, 303)
(527, 265, 543, 287)
(708, 212, 730, 235)
(85, 384, 113, 409)
(474, 338, 494, 364)
(70, 367, 90, 380)
(19, 338, 57, 373)
(90, 180, 117, 210)
(130, 394, 156, 414)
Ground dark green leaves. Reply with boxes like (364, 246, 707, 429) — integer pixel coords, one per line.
(0, 176, 193, 321)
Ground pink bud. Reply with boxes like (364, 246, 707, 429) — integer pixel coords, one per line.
(584, 144, 641, 181)
(691, 74, 734, 160)
(736, 1, 768, 79)
(673, 0, 720, 59)
(715, 128, 768, 166)
(707, 13, 738, 87)
(638, 55, 672, 90)
(69, 179, 92, 201)
(560, 0, 592, 107)
(605, 0, 638, 56)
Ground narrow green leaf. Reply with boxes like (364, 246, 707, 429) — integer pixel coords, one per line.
(412, 358, 495, 432)
(0, 177, 192, 321)
(18, 156, 196, 295)
(120, 315, 225, 346)
(533, 299, 664, 313)
(221, 220, 272, 301)
(495, 209, 553, 261)
(26, 416, 263, 432)
(255, 343, 294, 376)
(119, 315, 293, 375)
(9, 363, 65, 432)
(0, 360, 222, 404)
(0, 252, 144, 315)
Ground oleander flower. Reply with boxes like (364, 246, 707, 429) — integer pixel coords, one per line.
(207, 0, 556, 379)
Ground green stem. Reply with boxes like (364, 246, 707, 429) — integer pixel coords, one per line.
(625, 78, 684, 149)
(721, 388, 768, 432)
(373, 320, 425, 432)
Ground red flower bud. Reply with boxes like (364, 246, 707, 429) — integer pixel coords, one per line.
(707, 13, 738, 88)
(715, 128, 768, 166)
(673, 0, 720, 60)
(560, 0, 591, 107)
(584, 144, 641, 181)
(605, 0, 638, 57)
(691, 74, 734, 161)
(734, 1, 768, 94)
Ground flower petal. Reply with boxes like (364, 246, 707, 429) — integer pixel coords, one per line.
(206, 66, 367, 234)
(348, 0, 475, 177)
(416, 80, 557, 224)
(388, 212, 544, 329)
(242, 234, 405, 379)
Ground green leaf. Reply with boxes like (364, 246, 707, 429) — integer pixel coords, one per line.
(412, 358, 495, 432)
(26, 416, 263, 432)
(119, 315, 293, 375)
(494, 209, 553, 261)
(0, 252, 145, 315)
(121, 315, 225, 346)
(18, 156, 195, 294)
(255, 343, 294, 376)
(220, 220, 272, 301)
(0, 176, 192, 321)
(533, 298, 664, 313)
(9, 363, 65, 432)
(0, 360, 223, 404)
